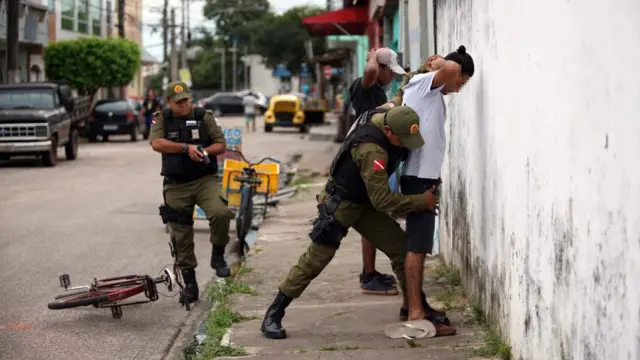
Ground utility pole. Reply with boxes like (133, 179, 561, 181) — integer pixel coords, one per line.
(162, 0, 168, 65)
(180, 0, 187, 69)
(170, 8, 179, 82)
(117, 0, 125, 38)
(214, 48, 225, 91)
(243, 46, 248, 90)
(117, 0, 126, 97)
(229, 40, 238, 91)
(6, 0, 19, 84)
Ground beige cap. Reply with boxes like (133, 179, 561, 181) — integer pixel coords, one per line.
(376, 48, 406, 75)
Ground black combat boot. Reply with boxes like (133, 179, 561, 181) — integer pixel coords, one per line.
(260, 291, 293, 339)
(180, 268, 199, 304)
(210, 245, 231, 278)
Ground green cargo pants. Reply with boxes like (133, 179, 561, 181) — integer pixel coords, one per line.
(279, 192, 408, 299)
(163, 174, 235, 269)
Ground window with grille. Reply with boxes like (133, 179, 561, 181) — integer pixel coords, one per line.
(61, 0, 74, 30)
(77, 0, 89, 33)
(91, 0, 101, 35)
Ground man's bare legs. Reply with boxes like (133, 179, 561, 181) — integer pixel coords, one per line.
(362, 237, 377, 273)
(360, 237, 398, 295)
(405, 251, 426, 320)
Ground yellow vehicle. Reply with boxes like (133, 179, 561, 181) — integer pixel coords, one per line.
(303, 98, 327, 126)
(263, 94, 307, 133)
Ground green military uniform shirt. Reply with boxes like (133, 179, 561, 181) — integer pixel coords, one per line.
(346, 112, 427, 217)
(148, 109, 225, 145)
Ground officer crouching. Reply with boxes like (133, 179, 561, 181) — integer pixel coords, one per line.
(149, 81, 235, 304)
(261, 103, 439, 339)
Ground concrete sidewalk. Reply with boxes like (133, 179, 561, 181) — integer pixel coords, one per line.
(218, 186, 497, 360)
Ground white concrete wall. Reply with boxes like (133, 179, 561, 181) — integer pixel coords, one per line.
(242, 54, 300, 97)
(435, 0, 640, 359)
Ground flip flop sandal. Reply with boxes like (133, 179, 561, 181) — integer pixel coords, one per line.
(385, 319, 437, 339)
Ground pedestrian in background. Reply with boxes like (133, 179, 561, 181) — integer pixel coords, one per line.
(142, 88, 162, 139)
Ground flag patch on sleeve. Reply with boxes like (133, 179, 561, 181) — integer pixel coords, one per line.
(372, 159, 386, 171)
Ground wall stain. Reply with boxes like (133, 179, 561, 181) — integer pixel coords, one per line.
(604, 133, 609, 149)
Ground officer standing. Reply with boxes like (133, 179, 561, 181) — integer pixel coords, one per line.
(149, 81, 235, 304)
(260, 104, 439, 339)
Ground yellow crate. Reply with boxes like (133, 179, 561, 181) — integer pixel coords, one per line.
(222, 159, 280, 208)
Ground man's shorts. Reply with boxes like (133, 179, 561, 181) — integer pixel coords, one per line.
(400, 175, 441, 254)
(244, 114, 255, 123)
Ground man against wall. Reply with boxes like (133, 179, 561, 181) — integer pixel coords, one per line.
(349, 47, 407, 296)
(397, 46, 475, 336)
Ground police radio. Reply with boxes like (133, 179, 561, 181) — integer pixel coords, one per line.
(196, 145, 210, 165)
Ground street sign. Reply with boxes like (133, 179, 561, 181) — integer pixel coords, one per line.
(179, 68, 192, 87)
(223, 127, 243, 149)
(323, 65, 332, 79)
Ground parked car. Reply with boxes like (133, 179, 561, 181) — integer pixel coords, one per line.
(200, 92, 267, 117)
(0, 81, 92, 167)
(86, 99, 144, 142)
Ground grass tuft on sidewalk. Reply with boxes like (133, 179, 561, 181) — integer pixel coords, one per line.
(181, 278, 257, 360)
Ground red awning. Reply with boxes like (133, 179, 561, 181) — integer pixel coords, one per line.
(302, 6, 369, 37)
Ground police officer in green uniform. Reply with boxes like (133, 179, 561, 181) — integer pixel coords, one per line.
(149, 81, 235, 304)
(261, 104, 441, 339)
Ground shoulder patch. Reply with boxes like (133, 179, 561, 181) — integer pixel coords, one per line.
(372, 159, 386, 171)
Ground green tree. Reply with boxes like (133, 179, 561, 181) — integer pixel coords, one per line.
(44, 37, 140, 97)
(203, 0, 270, 46)
(251, 5, 326, 76)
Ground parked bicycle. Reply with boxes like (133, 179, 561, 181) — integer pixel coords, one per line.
(47, 237, 192, 318)
(223, 148, 279, 254)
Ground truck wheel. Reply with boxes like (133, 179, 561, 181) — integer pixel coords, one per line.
(265, 124, 273, 132)
(130, 125, 139, 142)
(65, 128, 78, 160)
(87, 131, 98, 143)
(102, 134, 109, 142)
(299, 125, 308, 133)
(42, 136, 58, 167)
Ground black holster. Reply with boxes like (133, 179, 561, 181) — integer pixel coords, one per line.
(159, 204, 194, 226)
(308, 183, 348, 249)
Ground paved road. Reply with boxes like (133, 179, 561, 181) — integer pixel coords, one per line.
(0, 116, 331, 360)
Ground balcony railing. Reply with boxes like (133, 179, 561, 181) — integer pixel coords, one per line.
(0, 1, 49, 46)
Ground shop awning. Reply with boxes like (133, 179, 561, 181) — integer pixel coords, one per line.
(302, 6, 369, 37)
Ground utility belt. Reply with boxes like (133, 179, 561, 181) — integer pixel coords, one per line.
(324, 180, 368, 204)
(308, 181, 349, 249)
(163, 174, 207, 185)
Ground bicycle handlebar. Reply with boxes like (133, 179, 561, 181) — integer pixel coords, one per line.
(225, 148, 280, 167)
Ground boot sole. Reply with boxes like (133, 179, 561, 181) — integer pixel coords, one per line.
(260, 326, 287, 339)
(361, 288, 399, 296)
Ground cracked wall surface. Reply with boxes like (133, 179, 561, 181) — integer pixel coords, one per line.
(433, 0, 640, 359)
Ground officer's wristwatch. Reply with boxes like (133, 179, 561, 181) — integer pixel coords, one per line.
(181, 143, 188, 153)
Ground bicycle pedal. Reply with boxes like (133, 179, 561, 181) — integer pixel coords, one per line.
(59, 274, 71, 289)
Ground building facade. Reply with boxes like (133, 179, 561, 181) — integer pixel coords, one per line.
(0, 0, 50, 83)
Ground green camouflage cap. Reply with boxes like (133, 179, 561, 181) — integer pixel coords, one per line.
(165, 81, 191, 102)
(385, 106, 424, 150)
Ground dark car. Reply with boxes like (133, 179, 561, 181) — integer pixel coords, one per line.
(87, 99, 144, 142)
(201, 92, 267, 117)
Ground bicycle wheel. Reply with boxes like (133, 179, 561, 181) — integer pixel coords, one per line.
(236, 186, 254, 242)
(48, 285, 145, 310)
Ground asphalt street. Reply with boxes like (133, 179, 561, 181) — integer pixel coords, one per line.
(0, 116, 330, 360)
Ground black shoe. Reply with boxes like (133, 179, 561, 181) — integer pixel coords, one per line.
(180, 268, 199, 304)
(210, 246, 231, 278)
(399, 291, 449, 325)
(260, 291, 293, 339)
